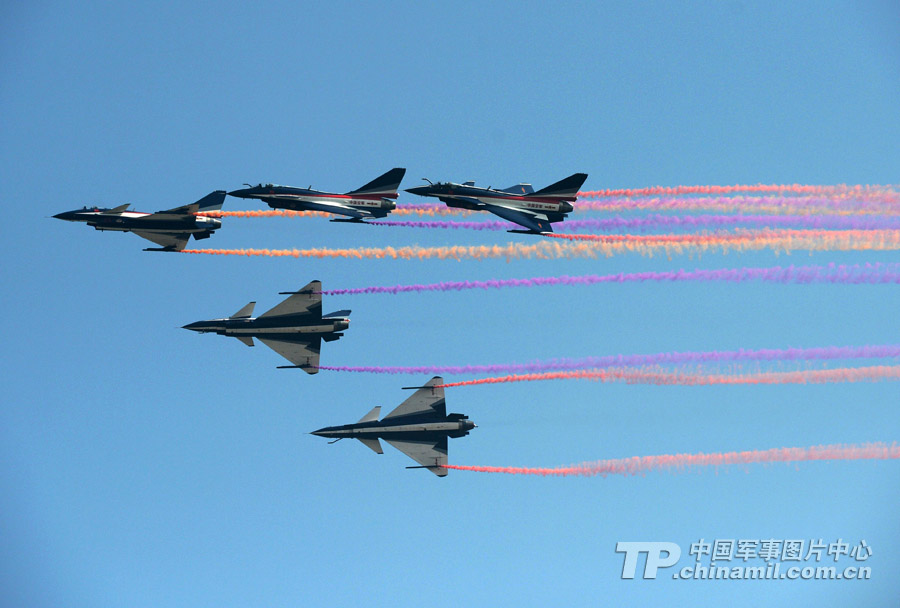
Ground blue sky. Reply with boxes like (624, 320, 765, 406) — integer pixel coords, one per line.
(1, 1, 898, 606)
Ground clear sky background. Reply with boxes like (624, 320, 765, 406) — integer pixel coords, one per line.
(2, 1, 899, 606)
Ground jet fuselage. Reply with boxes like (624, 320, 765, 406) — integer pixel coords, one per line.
(312, 413, 475, 442)
(405, 182, 574, 215)
(182, 315, 349, 338)
(229, 184, 397, 217)
(54, 207, 221, 235)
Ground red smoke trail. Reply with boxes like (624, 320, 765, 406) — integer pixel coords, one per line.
(181, 240, 604, 261)
(435, 365, 900, 388)
(578, 184, 898, 198)
(444, 443, 900, 477)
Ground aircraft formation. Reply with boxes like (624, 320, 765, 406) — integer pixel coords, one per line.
(54, 168, 589, 250)
(54, 168, 588, 475)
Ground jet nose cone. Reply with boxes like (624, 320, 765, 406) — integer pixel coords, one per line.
(53, 211, 76, 221)
(228, 188, 252, 198)
(405, 186, 431, 197)
(182, 321, 204, 331)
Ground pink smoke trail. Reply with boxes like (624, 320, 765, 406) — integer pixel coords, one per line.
(370, 215, 900, 233)
(444, 443, 900, 477)
(181, 240, 603, 261)
(318, 344, 900, 375)
(319, 263, 900, 296)
(434, 365, 900, 388)
(542, 229, 900, 256)
(183, 230, 900, 260)
(201, 210, 331, 218)
(574, 196, 900, 215)
(578, 184, 898, 198)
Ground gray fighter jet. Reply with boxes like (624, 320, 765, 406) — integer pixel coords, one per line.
(228, 168, 406, 222)
(53, 191, 226, 251)
(311, 377, 475, 476)
(182, 280, 348, 373)
(405, 173, 588, 233)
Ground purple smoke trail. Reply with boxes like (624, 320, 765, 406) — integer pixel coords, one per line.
(319, 263, 900, 296)
(371, 215, 900, 233)
(370, 219, 512, 230)
(394, 195, 900, 216)
(319, 344, 900, 375)
(563, 215, 900, 232)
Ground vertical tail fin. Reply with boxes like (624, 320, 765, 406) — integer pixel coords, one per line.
(357, 406, 381, 424)
(346, 168, 407, 197)
(195, 190, 228, 212)
(531, 173, 588, 200)
(231, 302, 256, 318)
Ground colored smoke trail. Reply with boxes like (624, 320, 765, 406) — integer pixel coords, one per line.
(201, 192, 899, 221)
(201, 210, 331, 218)
(371, 219, 512, 230)
(578, 184, 897, 198)
(371, 215, 900, 233)
(320, 263, 900, 296)
(393, 196, 900, 217)
(181, 240, 604, 261)
(318, 344, 900, 375)
(444, 443, 900, 477)
(575, 196, 900, 216)
(435, 365, 900, 388)
(564, 215, 900, 232)
(182, 230, 900, 260)
(543, 229, 900, 256)
(201, 207, 476, 218)
(202, 208, 476, 218)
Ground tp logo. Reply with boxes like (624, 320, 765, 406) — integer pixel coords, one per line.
(616, 542, 682, 579)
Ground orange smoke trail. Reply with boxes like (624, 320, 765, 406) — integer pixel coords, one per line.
(182, 230, 900, 260)
(578, 184, 897, 198)
(436, 365, 900, 388)
(201, 210, 331, 218)
(545, 229, 900, 256)
(181, 240, 604, 261)
(444, 443, 900, 477)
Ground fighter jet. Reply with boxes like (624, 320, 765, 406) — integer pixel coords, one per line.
(405, 172, 588, 234)
(182, 280, 348, 373)
(311, 377, 474, 476)
(53, 191, 226, 251)
(228, 168, 406, 222)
